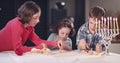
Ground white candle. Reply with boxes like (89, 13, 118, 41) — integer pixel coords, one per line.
(110, 17, 113, 35)
(101, 17, 104, 35)
(107, 17, 109, 29)
(107, 17, 109, 36)
(101, 17, 104, 28)
(113, 18, 116, 34)
(95, 18, 98, 34)
(98, 20, 101, 35)
(104, 18, 106, 29)
(104, 17, 106, 36)
(110, 17, 112, 29)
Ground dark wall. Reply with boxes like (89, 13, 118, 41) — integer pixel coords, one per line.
(72, 0, 85, 49)
(0, 0, 48, 46)
(0, 0, 15, 29)
(0, 0, 48, 39)
(51, 8, 67, 30)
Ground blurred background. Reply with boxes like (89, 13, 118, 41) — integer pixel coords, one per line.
(0, 0, 120, 53)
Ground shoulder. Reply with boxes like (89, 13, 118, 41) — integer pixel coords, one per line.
(8, 17, 22, 27)
(78, 22, 88, 32)
(47, 33, 57, 40)
(67, 37, 72, 41)
(3, 17, 22, 29)
(49, 33, 56, 36)
(48, 33, 57, 39)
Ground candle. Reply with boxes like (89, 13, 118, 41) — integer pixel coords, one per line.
(98, 20, 101, 35)
(115, 18, 119, 34)
(113, 18, 116, 29)
(104, 18, 106, 29)
(104, 18, 106, 36)
(99, 20, 101, 29)
(101, 17, 104, 35)
(101, 17, 104, 28)
(116, 18, 118, 29)
(110, 17, 113, 35)
(113, 18, 116, 34)
(95, 18, 98, 34)
(110, 17, 112, 29)
(107, 17, 109, 36)
(107, 17, 109, 29)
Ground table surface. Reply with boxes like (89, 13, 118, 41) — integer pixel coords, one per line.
(0, 50, 120, 63)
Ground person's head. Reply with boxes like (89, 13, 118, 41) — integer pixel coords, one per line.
(66, 16, 74, 28)
(18, 1, 41, 27)
(54, 19, 75, 40)
(88, 6, 105, 31)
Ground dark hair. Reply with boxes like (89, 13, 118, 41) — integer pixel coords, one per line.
(89, 6, 105, 20)
(18, 1, 41, 24)
(53, 19, 75, 37)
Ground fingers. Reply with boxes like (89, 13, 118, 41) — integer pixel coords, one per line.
(78, 41, 89, 50)
(57, 40, 61, 48)
(41, 43, 47, 50)
(82, 44, 89, 50)
(31, 48, 41, 53)
(86, 44, 90, 50)
(57, 40, 64, 50)
(81, 45, 86, 50)
(96, 44, 102, 53)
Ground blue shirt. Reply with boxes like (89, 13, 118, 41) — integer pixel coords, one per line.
(47, 33, 72, 50)
(76, 22, 102, 50)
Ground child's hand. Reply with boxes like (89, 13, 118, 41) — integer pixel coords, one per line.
(41, 43, 47, 49)
(57, 40, 64, 50)
(95, 44, 102, 53)
(31, 48, 41, 53)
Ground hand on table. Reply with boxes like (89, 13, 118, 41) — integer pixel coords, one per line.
(95, 44, 102, 53)
(78, 40, 89, 50)
(31, 43, 51, 54)
(57, 40, 64, 50)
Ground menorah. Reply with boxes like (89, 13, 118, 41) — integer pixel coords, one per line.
(95, 16, 119, 55)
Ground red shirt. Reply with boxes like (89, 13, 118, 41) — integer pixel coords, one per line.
(0, 17, 58, 55)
